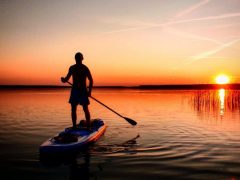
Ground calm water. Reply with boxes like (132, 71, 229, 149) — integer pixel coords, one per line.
(0, 88, 240, 180)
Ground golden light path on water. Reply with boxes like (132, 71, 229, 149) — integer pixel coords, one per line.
(219, 89, 225, 116)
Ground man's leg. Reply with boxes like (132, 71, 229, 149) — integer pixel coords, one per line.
(71, 103, 77, 128)
(83, 105, 91, 130)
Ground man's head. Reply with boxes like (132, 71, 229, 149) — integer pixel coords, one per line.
(75, 52, 84, 64)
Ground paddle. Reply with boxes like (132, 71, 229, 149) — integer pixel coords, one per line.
(89, 96, 137, 126)
(63, 80, 137, 126)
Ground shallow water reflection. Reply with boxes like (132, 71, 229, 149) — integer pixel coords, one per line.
(191, 89, 240, 120)
(0, 89, 240, 179)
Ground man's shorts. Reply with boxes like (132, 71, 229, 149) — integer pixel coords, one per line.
(69, 88, 90, 105)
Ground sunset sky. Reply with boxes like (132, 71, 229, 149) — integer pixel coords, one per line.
(1, 0, 240, 85)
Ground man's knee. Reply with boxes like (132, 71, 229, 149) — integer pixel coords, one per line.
(82, 105, 89, 112)
(71, 104, 77, 112)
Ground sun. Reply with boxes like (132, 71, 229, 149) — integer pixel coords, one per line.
(215, 74, 230, 84)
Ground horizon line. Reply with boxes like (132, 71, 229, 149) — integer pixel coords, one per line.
(0, 83, 240, 90)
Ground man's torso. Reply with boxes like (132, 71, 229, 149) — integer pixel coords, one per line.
(70, 64, 89, 91)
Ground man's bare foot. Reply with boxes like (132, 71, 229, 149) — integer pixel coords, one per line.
(72, 126, 78, 130)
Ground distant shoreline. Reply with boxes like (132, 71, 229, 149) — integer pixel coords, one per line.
(0, 84, 240, 90)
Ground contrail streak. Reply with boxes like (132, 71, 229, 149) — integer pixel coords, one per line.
(166, 12, 240, 26)
(163, 26, 223, 45)
(174, 0, 211, 19)
(102, 12, 240, 35)
(185, 38, 240, 65)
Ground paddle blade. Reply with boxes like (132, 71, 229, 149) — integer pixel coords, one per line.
(124, 117, 137, 126)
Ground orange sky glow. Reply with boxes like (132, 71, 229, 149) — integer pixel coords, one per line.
(0, 0, 240, 85)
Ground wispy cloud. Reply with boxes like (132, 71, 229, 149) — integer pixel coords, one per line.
(162, 26, 240, 52)
(174, 0, 212, 19)
(184, 38, 240, 65)
(100, 1, 240, 68)
(163, 26, 223, 45)
(167, 12, 240, 26)
(102, 12, 240, 35)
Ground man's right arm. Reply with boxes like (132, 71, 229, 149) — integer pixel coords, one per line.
(61, 67, 72, 83)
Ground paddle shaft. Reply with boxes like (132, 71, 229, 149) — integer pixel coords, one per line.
(65, 81, 124, 118)
(90, 96, 124, 118)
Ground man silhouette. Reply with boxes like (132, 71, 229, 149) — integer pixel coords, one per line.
(61, 52, 93, 130)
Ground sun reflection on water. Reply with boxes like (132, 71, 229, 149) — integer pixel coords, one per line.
(219, 89, 225, 116)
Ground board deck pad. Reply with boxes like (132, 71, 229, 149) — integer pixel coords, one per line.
(39, 119, 106, 153)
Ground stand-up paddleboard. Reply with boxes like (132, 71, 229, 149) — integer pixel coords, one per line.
(40, 119, 106, 153)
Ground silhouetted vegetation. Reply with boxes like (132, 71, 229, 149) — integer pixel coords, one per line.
(191, 89, 240, 116)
